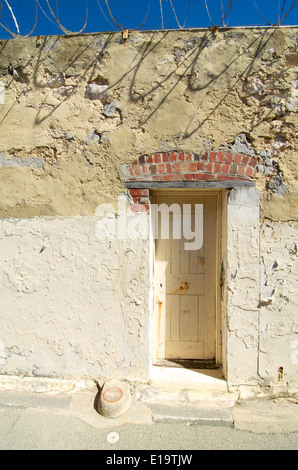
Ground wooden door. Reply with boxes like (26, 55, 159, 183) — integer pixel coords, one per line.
(153, 192, 218, 361)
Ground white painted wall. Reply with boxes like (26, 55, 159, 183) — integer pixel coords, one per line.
(226, 187, 298, 396)
(0, 215, 151, 382)
(226, 187, 261, 390)
(0, 188, 297, 396)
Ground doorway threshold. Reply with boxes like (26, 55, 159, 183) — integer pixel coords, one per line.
(153, 359, 220, 369)
(149, 364, 227, 393)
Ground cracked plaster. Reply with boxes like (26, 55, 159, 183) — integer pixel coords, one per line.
(0, 28, 297, 394)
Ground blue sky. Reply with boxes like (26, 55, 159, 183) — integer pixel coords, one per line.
(0, 0, 297, 38)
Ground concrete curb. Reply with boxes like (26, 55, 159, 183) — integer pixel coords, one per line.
(232, 397, 298, 434)
(0, 389, 297, 433)
(150, 403, 234, 427)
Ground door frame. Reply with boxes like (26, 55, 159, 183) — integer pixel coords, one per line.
(150, 188, 225, 368)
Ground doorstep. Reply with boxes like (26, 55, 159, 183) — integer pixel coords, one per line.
(133, 366, 238, 427)
(149, 365, 228, 393)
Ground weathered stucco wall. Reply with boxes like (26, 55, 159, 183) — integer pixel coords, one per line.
(226, 187, 261, 392)
(0, 27, 297, 219)
(0, 216, 151, 381)
(259, 221, 298, 394)
(0, 27, 297, 394)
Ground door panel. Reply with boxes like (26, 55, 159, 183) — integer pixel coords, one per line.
(154, 192, 218, 361)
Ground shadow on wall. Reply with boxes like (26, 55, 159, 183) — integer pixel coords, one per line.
(123, 27, 281, 136)
(0, 26, 284, 137)
(0, 32, 115, 126)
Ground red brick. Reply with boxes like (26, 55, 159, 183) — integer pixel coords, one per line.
(229, 163, 237, 175)
(213, 162, 221, 173)
(238, 166, 245, 175)
(196, 162, 204, 171)
(129, 167, 134, 177)
(150, 165, 157, 174)
(181, 162, 188, 172)
(146, 155, 153, 164)
(249, 157, 257, 167)
(193, 174, 204, 180)
(178, 152, 185, 161)
(245, 166, 253, 177)
(221, 164, 229, 173)
(162, 174, 183, 181)
(209, 152, 217, 162)
(158, 163, 165, 173)
(152, 175, 161, 181)
(202, 174, 215, 181)
(234, 154, 242, 164)
(142, 166, 149, 174)
(193, 174, 215, 181)
(184, 173, 193, 181)
(188, 162, 197, 172)
(173, 163, 181, 173)
(217, 152, 225, 162)
(166, 163, 172, 173)
(216, 175, 236, 181)
(201, 152, 208, 161)
(134, 166, 141, 176)
(185, 153, 192, 161)
(154, 153, 161, 163)
(226, 153, 233, 163)
(170, 152, 177, 162)
(205, 162, 213, 173)
(242, 155, 249, 165)
(129, 189, 149, 197)
(162, 153, 169, 162)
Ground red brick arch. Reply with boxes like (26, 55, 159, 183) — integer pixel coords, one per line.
(122, 151, 257, 183)
(121, 151, 258, 213)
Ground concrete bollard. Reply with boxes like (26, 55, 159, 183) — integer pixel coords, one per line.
(97, 379, 132, 418)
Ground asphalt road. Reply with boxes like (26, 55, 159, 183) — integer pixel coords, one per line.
(0, 405, 297, 451)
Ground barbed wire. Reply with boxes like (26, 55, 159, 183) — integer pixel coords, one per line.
(43, 0, 88, 34)
(0, 0, 38, 37)
(252, 0, 297, 26)
(0, 0, 297, 38)
(102, 0, 151, 30)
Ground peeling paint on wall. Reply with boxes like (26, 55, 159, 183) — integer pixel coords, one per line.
(0, 28, 296, 220)
(0, 217, 151, 381)
(0, 27, 297, 394)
